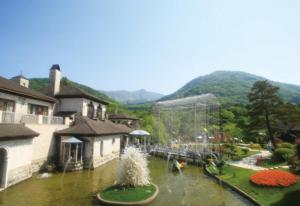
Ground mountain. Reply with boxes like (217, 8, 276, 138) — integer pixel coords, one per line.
(160, 71, 300, 105)
(102, 89, 164, 104)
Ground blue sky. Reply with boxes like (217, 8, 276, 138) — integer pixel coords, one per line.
(1, 0, 300, 94)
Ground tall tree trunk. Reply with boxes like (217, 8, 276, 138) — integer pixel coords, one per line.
(265, 109, 275, 148)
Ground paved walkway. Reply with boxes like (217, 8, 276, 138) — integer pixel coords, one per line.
(227, 150, 272, 171)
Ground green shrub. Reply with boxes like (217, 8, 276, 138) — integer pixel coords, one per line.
(277, 142, 295, 149)
(273, 148, 295, 162)
(241, 148, 249, 154)
(224, 143, 235, 150)
(231, 155, 243, 161)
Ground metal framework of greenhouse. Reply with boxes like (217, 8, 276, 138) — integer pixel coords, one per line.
(150, 94, 222, 162)
(153, 93, 221, 147)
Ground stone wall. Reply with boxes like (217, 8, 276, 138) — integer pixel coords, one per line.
(84, 135, 121, 169)
(93, 152, 119, 168)
(26, 124, 68, 172)
(6, 164, 32, 187)
(0, 139, 33, 189)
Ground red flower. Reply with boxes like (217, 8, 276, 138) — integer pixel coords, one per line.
(250, 170, 298, 187)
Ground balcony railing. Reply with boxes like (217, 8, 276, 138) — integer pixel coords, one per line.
(50, 116, 64, 125)
(0, 111, 64, 125)
(21, 114, 39, 124)
(0, 111, 22, 123)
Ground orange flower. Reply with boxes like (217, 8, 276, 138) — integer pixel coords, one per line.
(250, 170, 298, 187)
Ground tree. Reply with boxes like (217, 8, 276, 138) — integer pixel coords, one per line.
(247, 80, 283, 147)
(275, 103, 300, 142)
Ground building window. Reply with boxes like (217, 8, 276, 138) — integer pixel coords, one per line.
(0, 99, 15, 112)
(112, 138, 115, 145)
(87, 102, 94, 118)
(27, 104, 48, 115)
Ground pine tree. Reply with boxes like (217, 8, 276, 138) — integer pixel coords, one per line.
(248, 81, 283, 147)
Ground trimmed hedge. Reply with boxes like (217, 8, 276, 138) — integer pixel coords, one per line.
(277, 142, 295, 149)
(274, 148, 295, 162)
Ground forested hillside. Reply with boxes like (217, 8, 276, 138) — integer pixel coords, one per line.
(160, 71, 300, 105)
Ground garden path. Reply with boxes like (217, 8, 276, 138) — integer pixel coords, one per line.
(227, 150, 272, 171)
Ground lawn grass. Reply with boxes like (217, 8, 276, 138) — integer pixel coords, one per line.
(261, 159, 288, 168)
(100, 184, 156, 202)
(219, 165, 300, 206)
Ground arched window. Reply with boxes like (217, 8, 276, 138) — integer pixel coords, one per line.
(87, 102, 94, 118)
(97, 105, 103, 120)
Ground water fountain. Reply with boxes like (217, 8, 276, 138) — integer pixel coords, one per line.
(60, 156, 72, 185)
(37, 173, 52, 179)
(97, 146, 159, 205)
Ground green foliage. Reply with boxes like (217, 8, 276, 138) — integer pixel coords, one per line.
(29, 77, 116, 103)
(248, 80, 283, 146)
(241, 147, 249, 154)
(141, 114, 168, 145)
(221, 144, 258, 161)
(273, 143, 296, 163)
(220, 109, 235, 125)
(277, 142, 295, 150)
(224, 123, 243, 139)
(231, 155, 243, 161)
(29, 78, 49, 91)
(273, 148, 295, 162)
(160, 71, 300, 105)
(220, 165, 300, 206)
(207, 161, 219, 175)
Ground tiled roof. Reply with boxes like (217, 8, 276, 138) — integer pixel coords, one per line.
(55, 86, 109, 105)
(55, 111, 77, 117)
(0, 76, 56, 103)
(0, 123, 39, 140)
(109, 113, 139, 120)
(55, 116, 132, 136)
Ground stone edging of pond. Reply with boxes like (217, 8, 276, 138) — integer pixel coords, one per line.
(96, 183, 159, 206)
(203, 165, 262, 206)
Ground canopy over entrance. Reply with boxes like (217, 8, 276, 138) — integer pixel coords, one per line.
(130, 130, 150, 136)
(60, 137, 83, 171)
(128, 130, 151, 151)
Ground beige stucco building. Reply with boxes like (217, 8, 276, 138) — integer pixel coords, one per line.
(0, 65, 131, 191)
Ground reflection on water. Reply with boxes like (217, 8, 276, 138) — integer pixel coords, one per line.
(0, 157, 251, 206)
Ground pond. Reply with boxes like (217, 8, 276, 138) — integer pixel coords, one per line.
(0, 157, 251, 206)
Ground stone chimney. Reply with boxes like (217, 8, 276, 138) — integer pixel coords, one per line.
(11, 75, 29, 88)
(48, 64, 61, 96)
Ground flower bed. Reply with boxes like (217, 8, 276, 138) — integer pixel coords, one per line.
(250, 170, 298, 187)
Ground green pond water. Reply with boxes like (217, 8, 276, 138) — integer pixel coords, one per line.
(0, 157, 251, 206)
